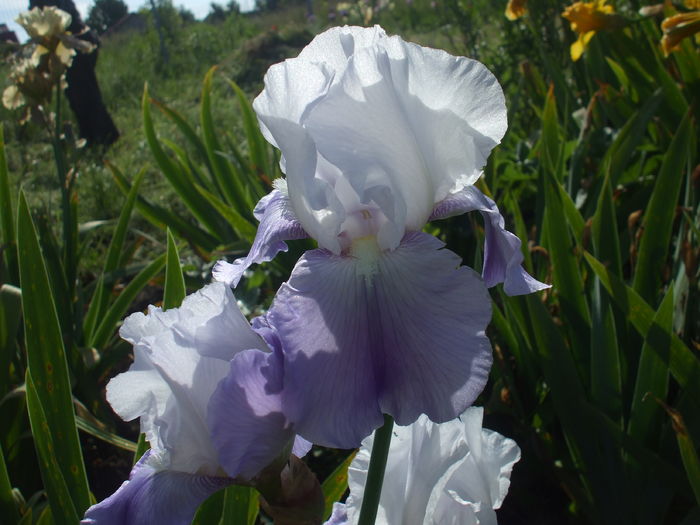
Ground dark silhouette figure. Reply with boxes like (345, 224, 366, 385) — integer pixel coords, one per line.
(29, 0, 120, 147)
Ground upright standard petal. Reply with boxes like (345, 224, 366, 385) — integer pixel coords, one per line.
(267, 232, 492, 448)
(213, 188, 308, 287)
(430, 186, 549, 295)
(253, 25, 507, 251)
(82, 452, 230, 525)
(340, 408, 520, 525)
(304, 36, 507, 247)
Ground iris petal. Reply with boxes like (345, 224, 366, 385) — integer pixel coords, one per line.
(267, 232, 492, 447)
(430, 186, 549, 295)
(208, 348, 297, 479)
(82, 452, 231, 525)
(304, 38, 506, 249)
(213, 189, 308, 287)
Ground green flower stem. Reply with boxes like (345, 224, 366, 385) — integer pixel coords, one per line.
(358, 414, 394, 525)
(51, 83, 77, 344)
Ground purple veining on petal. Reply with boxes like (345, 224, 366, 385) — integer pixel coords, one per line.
(430, 185, 550, 296)
(208, 348, 297, 480)
(266, 231, 493, 448)
(213, 189, 308, 287)
(82, 452, 231, 525)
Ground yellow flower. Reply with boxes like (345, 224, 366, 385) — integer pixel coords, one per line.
(562, 0, 624, 61)
(505, 0, 527, 20)
(661, 10, 700, 55)
(16, 6, 71, 41)
(2, 85, 24, 111)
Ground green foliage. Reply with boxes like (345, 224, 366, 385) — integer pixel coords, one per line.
(1, 0, 699, 522)
(86, 0, 129, 34)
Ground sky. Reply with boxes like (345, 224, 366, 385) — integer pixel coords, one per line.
(1, 0, 254, 41)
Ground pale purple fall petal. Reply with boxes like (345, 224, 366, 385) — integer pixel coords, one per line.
(208, 348, 297, 479)
(81, 452, 231, 525)
(430, 185, 549, 295)
(266, 231, 492, 448)
(213, 189, 308, 287)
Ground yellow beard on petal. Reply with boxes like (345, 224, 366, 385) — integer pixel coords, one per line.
(350, 236, 382, 281)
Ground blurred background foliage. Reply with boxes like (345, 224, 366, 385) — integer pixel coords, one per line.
(1, 0, 699, 523)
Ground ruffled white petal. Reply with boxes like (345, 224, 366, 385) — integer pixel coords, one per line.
(107, 283, 268, 475)
(343, 407, 520, 525)
(253, 25, 507, 249)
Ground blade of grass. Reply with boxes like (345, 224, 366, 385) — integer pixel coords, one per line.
(17, 193, 90, 515)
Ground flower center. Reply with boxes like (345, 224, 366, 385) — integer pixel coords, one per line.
(349, 236, 382, 279)
(338, 206, 387, 252)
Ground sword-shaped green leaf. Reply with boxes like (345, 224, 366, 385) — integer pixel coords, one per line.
(17, 192, 90, 516)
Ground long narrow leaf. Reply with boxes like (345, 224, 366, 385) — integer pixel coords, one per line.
(543, 171, 591, 371)
(84, 169, 146, 345)
(108, 162, 219, 253)
(17, 193, 90, 515)
(91, 253, 166, 349)
(151, 98, 216, 179)
(226, 78, 270, 181)
(0, 441, 20, 524)
(143, 84, 228, 237)
(0, 284, 21, 399)
(321, 452, 356, 520)
(632, 111, 692, 305)
(201, 67, 248, 211)
(604, 89, 662, 186)
(0, 125, 18, 284)
(25, 372, 80, 525)
(195, 183, 256, 242)
(220, 485, 258, 525)
(584, 252, 700, 403)
(163, 228, 186, 310)
(628, 288, 673, 445)
(590, 173, 622, 421)
(75, 416, 137, 453)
